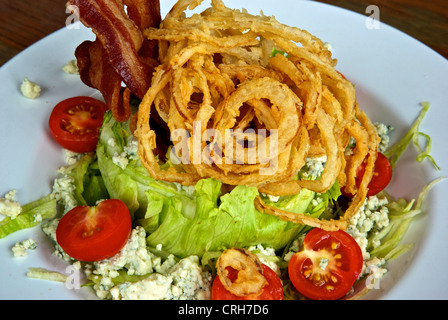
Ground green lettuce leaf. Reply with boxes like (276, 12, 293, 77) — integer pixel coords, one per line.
(144, 178, 318, 258)
(68, 153, 109, 207)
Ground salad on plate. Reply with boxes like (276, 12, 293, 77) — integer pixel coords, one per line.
(0, 0, 443, 300)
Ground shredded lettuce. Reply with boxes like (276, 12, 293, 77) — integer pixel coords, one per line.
(87, 269, 150, 288)
(369, 177, 445, 260)
(384, 102, 440, 170)
(0, 195, 56, 239)
(372, 102, 442, 261)
(26, 267, 68, 283)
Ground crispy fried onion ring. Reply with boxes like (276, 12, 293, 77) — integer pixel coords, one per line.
(135, 0, 380, 231)
(216, 248, 268, 297)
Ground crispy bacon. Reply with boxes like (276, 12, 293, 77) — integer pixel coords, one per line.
(67, 0, 161, 122)
(125, 0, 161, 31)
(75, 39, 130, 122)
(125, 0, 161, 61)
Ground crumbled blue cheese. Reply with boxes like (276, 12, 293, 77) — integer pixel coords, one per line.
(50, 150, 85, 213)
(85, 227, 212, 300)
(260, 155, 327, 202)
(168, 256, 211, 300)
(41, 218, 73, 262)
(363, 256, 387, 286)
(34, 213, 42, 223)
(272, 153, 332, 208)
(62, 60, 79, 75)
(51, 166, 77, 213)
(41, 150, 82, 260)
(346, 195, 390, 278)
(374, 122, 394, 153)
(248, 244, 281, 275)
(344, 122, 392, 155)
(260, 193, 280, 202)
(300, 156, 327, 180)
(92, 226, 155, 279)
(319, 257, 329, 271)
(111, 136, 139, 169)
(311, 196, 324, 208)
(110, 273, 173, 300)
(110, 255, 212, 300)
(64, 149, 84, 166)
(112, 152, 130, 169)
(124, 138, 139, 159)
(283, 233, 306, 263)
(346, 195, 390, 258)
(20, 77, 41, 99)
(11, 238, 37, 257)
(85, 227, 154, 297)
(0, 189, 22, 219)
(107, 137, 117, 148)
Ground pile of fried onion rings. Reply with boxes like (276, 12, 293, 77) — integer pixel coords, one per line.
(135, 0, 380, 231)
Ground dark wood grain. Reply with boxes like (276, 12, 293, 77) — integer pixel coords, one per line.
(0, 0, 447, 66)
(315, 0, 448, 59)
(0, 0, 68, 66)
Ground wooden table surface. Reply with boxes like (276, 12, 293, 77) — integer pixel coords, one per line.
(0, 0, 447, 66)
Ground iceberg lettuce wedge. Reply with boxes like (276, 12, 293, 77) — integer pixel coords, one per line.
(143, 178, 316, 258)
(96, 113, 340, 258)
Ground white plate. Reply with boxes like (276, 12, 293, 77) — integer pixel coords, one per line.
(1, 0, 447, 300)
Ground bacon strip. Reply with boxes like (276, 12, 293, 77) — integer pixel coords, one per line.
(75, 39, 131, 122)
(68, 0, 161, 122)
(125, 0, 161, 60)
(125, 0, 161, 31)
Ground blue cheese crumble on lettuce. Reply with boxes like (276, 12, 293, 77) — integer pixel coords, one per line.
(85, 226, 212, 300)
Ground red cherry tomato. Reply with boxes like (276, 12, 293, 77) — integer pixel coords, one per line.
(49, 96, 108, 153)
(343, 152, 392, 197)
(288, 228, 363, 300)
(56, 199, 132, 262)
(212, 264, 283, 300)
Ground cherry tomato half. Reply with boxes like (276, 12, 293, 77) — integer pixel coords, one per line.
(49, 96, 108, 153)
(212, 264, 284, 300)
(56, 199, 132, 262)
(343, 152, 392, 197)
(288, 228, 363, 300)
